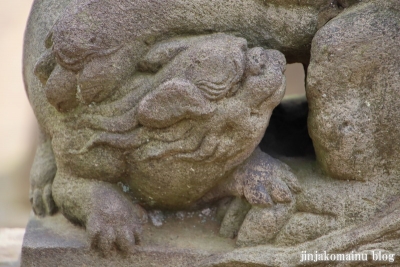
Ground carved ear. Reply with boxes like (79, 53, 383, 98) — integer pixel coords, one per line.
(137, 78, 215, 128)
(138, 40, 189, 73)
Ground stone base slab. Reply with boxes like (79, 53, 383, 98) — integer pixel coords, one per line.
(21, 212, 235, 267)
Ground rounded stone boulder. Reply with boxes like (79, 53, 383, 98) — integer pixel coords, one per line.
(307, 0, 400, 181)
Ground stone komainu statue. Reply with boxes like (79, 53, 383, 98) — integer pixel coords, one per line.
(24, 0, 400, 266)
(28, 0, 301, 254)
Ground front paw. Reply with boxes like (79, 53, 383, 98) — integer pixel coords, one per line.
(29, 139, 58, 217)
(30, 182, 57, 217)
(232, 148, 301, 246)
(87, 200, 146, 256)
(238, 148, 301, 207)
(236, 203, 295, 246)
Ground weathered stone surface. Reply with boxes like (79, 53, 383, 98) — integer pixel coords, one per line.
(275, 212, 338, 245)
(219, 198, 251, 239)
(21, 213, 235, 267)
(21, 159, 400, 266)
(201, 191, 400, 266)
(307, 0, 400, 181)
(23, 194, 400, 267)
(22, 0, 400, 265)
(24, 0, 307, 255)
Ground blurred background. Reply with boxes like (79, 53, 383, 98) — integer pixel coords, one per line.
(1, 0, 35, 263)
(0, 0, 36, 229)
(0, 0, 305, 230)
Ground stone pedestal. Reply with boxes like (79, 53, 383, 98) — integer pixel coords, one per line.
(21, 213, 235, 267)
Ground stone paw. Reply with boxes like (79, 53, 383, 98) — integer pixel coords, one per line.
(236, 203, 295, 247)
(30, 182, 57, 217)
(228, 148, 301, 246)
(238, 148, 301, 208)
(86, 199, 146, 256)
(29, 139, 58, 217)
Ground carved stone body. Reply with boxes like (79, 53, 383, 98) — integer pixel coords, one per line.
(25, 0, 306, 254)
(23, 0, 400, 265)
(46, 33, 290, 210)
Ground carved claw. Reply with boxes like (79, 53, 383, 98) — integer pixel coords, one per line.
(225, 148, 301, 246)
(86, 199, 145, 256)
(87, 210, 142, 256)
(236, 203, 295, 247)
(235, 148, 301, 208)
(29, 137, 58, 217)
(30, 183, 57, 217)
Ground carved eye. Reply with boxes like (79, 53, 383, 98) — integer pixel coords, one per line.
(76, 47, 133, 104)
(194, 58, 242, 100)
(246, 47, 269, 76)
(188, 48, 245, 101)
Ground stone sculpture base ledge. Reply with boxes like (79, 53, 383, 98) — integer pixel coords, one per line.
(21, 212, 235, 267)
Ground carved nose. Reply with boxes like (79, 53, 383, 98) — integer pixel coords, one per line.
(265, 49, 286, 73)
(34, 50, 56, 85)
(246, 47, 268, 76)
(246, 48, 286, 77)
(44, 65, 79, 112)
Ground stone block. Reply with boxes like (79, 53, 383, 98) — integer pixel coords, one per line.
(21, 213, 235, 267)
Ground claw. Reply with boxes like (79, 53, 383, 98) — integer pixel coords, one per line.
(236, 148, 300, 206)
(270, 179, 292, 203)
(43, 184, 57, 214)
(29, 137, 57, 217)
(281, 171, 302, 193)
(219, 197, 251, 238)
(133, 228, 142, 245)
(116, 228, 136, 253)
(244, 182, 273, 207)
(87, 218, 102, 248)
(32, 189, 45, 217)
(98, 228, 115, 256)
(86, 198, 145, 256)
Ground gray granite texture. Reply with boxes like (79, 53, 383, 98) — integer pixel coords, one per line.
(307, 0, 400, 182)
(21, 212, 235, 267)
(22, 0, 400, 266)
